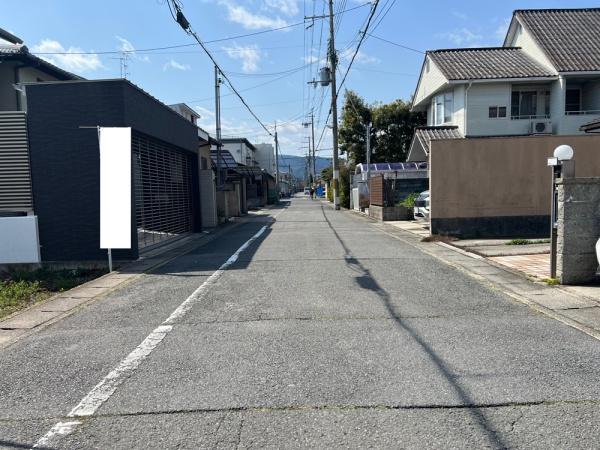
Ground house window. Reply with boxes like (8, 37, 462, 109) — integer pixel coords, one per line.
(565, 88, 581, 113)
(432, 92, 453, 125)
(489, 106, 507, 119)
(511, 90, 537, 118)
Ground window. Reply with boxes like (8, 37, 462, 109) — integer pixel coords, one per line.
(489, 106, 507, 119)
(511, 90, 537, 118)
(565, 88, 581, 113)
(432, 92, 453, 125)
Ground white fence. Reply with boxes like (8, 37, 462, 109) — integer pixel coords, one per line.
(0, 216, 41, 263)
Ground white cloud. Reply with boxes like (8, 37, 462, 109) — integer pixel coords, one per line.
(116, 36, 150, 62)
(452, 11, 468, 21)
(31, 39, 103, 73)
(219, 0, 288, 29)
(264, 0, 299, 16)
(163, 59, 191, 71)
(194, 106, 215, 118)
(223, 43, 261, 73)
(495, 18, 511, 43)
(340, 48, 380, 65)
(438, 28, 483, 47)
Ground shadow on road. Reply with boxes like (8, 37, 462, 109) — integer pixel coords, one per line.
(321, 205, 507, 449)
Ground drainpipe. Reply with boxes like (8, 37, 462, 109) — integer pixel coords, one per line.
(14, 64, 24, 111)
(464, 81, 473, 136)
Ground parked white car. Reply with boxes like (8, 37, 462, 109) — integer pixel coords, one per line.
(413, 190, 430, 220)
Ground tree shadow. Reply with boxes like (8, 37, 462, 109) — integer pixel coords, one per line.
(320, 205, 508, 449)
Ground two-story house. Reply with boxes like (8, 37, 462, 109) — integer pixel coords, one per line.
(408, 8, 600, 162)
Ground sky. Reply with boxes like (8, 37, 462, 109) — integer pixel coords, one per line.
(5, 0, 598, 156)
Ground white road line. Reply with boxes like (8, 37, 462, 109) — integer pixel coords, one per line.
(32, 225, 268, 449)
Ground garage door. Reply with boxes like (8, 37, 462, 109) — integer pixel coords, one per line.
(132, 133, 194, 249)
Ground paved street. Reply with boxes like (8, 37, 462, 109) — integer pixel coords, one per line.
(3, 196, 600, 449)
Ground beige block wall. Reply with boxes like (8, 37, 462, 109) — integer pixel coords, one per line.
(430, 135, 600, 220)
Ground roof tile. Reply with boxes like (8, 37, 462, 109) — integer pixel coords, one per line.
(428, 47, 556, 81)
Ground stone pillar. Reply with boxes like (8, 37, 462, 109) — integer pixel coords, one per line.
(557, 177, 600, 284)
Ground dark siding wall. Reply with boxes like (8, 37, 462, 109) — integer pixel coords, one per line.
(122, 85, 197, 153)
(26, 80, 197, 261)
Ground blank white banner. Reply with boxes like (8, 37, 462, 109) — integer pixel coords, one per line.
(100, 127, 132, 249)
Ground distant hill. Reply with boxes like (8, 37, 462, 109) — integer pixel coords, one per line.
(277, 154, 331, 178)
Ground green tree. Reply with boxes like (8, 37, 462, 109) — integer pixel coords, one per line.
(339, 90, 372, 166)
(371, 100, 425, 163)
(337, 92, 425, 164)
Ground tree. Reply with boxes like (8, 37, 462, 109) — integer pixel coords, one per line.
(337, 91, 425, 164)
(372, 100, 425, 163)
(339, 90, 372, 166)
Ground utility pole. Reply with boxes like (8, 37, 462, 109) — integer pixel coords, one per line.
(274, 121, 280, 194)
(328, 0, 340, 210)
(303, 111, 317, 182)
(215, 65, 222, 187)
(366, 122, 371, 182)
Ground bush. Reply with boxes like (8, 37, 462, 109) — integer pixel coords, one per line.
(397, 192, 420, 208)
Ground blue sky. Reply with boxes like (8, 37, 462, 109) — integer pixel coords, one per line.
(5, 0, 598, 156)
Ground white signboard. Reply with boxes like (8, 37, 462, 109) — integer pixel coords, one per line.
(100, 127, 132, 249)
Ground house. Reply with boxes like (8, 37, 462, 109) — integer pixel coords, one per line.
(406, 8, 600, 238)
(408, 8, 600, 162)
(0, 78, 201, 263)
(169, 103, 200, 126)
(0, 28, 81, 112)
(221, 137, 257, 167)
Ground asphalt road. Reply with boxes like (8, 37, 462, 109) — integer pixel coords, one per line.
(2, 196, 600, 449)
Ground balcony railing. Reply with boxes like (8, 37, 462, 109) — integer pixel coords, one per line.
(510, 114, 550, 120)
(565, 110, 600, 116)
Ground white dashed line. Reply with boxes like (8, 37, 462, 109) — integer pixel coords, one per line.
(32, 225, 268, 449)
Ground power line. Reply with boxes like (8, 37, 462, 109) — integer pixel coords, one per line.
(367, 33, 425, 54)
(30, 22, 305, 56)
(167, 1, 273, 137)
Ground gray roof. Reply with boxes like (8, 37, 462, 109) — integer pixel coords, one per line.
(407, 126, 463, 162)
(0, 43, 82, 80)
(580, 117, 600, 132)
(515, 8, 600, 72)
(428, 47, 556, 81)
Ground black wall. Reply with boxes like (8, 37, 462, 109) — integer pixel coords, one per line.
(26, 80, 198, 261)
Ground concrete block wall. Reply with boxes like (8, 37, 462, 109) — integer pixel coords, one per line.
(557, 177, 600, 284)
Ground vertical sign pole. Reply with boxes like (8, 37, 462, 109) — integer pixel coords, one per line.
(108, 248, 113, 272)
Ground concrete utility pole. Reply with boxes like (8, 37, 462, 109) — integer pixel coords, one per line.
(303, 111, 316, 181)
(274, 121, 280, 192)
(366, 122, 371, 182)
(215, 65, 222, 186)
(328, 0, 340, 210)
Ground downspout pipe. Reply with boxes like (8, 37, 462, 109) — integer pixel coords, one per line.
(464, 81, 473, 137)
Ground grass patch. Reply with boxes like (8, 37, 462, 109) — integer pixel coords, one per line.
(0, 267, 106, 319)
(542, 277, 560, 285)
(507, 239, 550, 246)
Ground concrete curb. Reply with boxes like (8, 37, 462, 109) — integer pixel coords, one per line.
(0, 219, 250, 349)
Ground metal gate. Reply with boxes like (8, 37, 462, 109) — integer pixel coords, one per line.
(132, 133, 194, 249)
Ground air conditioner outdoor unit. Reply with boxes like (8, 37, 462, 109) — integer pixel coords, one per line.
(531, 120, 552, 134)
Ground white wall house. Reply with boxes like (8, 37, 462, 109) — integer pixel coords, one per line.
(221, 138, 257, 167)
(409, 8, 600, 162)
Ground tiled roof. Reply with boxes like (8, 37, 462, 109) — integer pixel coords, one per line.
(415, 126, 463, 154)
(428, 47, 556, 81)
(580, 117, 600, 132)
(515, 8, 600, 72)
(0, 44, 82, 80)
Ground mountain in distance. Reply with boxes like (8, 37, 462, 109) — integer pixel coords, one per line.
(277, 154, 332, 178)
